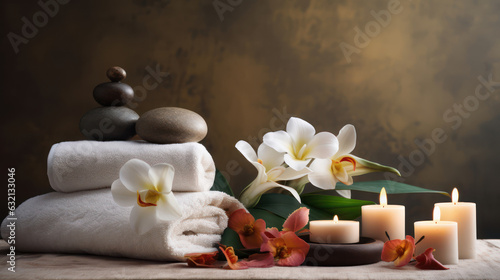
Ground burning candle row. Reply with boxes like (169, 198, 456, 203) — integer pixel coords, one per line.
(308, 187, 476, 265)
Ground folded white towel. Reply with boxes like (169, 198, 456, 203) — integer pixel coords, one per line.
(1, 189, 243, 261)
(47, 141, 216, 193)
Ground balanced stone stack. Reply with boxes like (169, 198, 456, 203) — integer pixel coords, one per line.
(0, 66, 244, 262)
(80, 66, 139, 141)
(80, 66, 208, 144)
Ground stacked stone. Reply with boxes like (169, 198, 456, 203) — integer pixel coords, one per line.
(80, 66, 208, 144)
(80, 67, 139, 141)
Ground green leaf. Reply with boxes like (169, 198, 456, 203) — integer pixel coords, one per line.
(209, 169, 234, 197)
(335, 180, 449, 196)
(220, 227, 243, 249)
(300, 194, 375, 220)
(253, 193, 333, 225)
(248, 208, 285, 230)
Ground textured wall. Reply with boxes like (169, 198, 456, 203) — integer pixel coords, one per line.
(1, 0, 500, 238)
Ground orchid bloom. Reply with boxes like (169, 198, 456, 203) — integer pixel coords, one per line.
(185, 251, 219, 268)
(219, 245, 274, 270)
(263, 117, 339, 171)
(309, 124, 401, 198)
(381, 235, 416, 267)
(236, 141, 310, 208)
(415, 248, 449, 270)
(111, 159, 182, 235)
(261, 231, 310, 266)
(228, 209, 266, 249)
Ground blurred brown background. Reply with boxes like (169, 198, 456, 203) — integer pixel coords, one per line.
(1, 0, 499, 238)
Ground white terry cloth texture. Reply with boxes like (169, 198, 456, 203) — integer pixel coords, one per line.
(1, 189, 244, 261)
(47, 141, 216, 193)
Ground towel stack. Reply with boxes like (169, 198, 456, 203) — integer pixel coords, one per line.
(0, 141, 244, 261)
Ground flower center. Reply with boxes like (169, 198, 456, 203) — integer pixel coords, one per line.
(257, 159, 263, 165)
(243, 224, 255, 236)
(137, 189, 161, 207)
(296, 144, 308, 160)
(276, 245, 291, 259)
(331, 156, 357, 174)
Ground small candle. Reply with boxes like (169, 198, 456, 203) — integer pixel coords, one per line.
(435, 188, 476, 259)
(309, 215, 360, 244)
(361, 188, 405, 241)
(414, 206, 459, 265)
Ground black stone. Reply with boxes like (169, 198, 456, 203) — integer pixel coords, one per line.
(106, 66, 126, 82)
(79, 106, 139, 141)
(136, 107, 208, 144)
(93, 82, 134, 106)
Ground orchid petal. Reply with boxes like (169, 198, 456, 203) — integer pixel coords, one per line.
(111, 179, 136, 207)
(148, 163, 175, 193)
(235, 140, 258, 164)
(119, 159, 152, 192)
(284, 154, 311, 171)
(185, 251, 219, 268)
(334, 166, 353, 185)
(239, 181, 301, 208)
(308, 159, 338, 189)
(282, 207, 310, 232)
(257, 143, 285, 171)
(228, 209, 255, 232)
(239, 252, 275, 268)
(335, 124, 356, 157)
(130, 205, 157, 235)
(415, 248, 449, 270)
(346, 155, 401, 177)
(277, 167, 311, 181)
(263, 130, 293, 154)
(266, 166, 286, 182)
(156, 192, 183, 221)
(336, 189, 352, 199)
(286, 117, 316, 149)
(381, 235, 415, 267)
(305, 132, 339, 159)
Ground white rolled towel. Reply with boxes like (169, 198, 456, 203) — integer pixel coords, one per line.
(1, 189, 244, 261)
(47, 140, 216, 192)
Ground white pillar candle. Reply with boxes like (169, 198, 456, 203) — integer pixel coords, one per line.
(309, 215, 359, 244)
(361, 188, 405, 242)
(435, 188, 476, 259)
(414, 206, 459, 265)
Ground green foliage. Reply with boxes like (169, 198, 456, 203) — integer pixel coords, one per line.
(335, 180, 450, 196)
(209, 169, 234, 197)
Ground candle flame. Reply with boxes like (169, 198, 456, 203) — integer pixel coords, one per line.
(333, 215, 339, 223)
(452, 188, 459, 204)
(380, 187, 387, 206)
(433, 206, 441, 223)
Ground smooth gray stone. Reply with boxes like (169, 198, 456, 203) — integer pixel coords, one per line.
(79, 106, 139, 141)
(136, 107, 207, 144)
(93, 82, 134, 106)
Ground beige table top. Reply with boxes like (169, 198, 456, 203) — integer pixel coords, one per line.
(0, 239, 499, 280)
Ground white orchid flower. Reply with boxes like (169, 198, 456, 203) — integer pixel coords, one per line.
(263, 117, 339, 171)
(111, 159, 182, 235)
(236, 140, 311, 208)
(309, 124, 401, 198)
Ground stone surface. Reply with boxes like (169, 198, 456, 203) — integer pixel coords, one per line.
(136, 107, 207, 144)
(106, 66, 127, 82)
(93, 82, 134, 106)
(79, 106, 139, 141)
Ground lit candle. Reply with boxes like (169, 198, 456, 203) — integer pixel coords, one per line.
(414, 206, 459, 264)
(361, 188, 405, 241)
(309, 215, 360, 244)
(435, 188, 476, 259)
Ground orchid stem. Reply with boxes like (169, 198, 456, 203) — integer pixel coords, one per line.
(385, 231, 391, 241)
(415, 235, 425, 245)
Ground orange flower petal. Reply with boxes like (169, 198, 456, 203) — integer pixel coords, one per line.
(228, 209, 254, 232)
(184, 251, 219, 268)
(282, 207, 310, 232)
(239, 252, 275, 268)
(381, 235, 415, 267)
